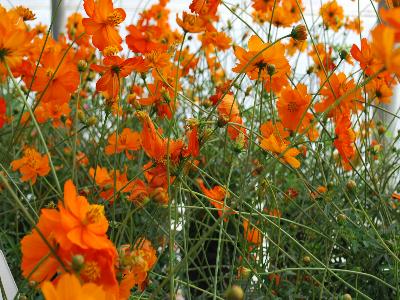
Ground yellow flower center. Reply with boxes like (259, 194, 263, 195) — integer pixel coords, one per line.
(107, 11, 124, 26)
(24, 148, 41, 169)
(85, 205, 104, 223)
(103, 45, 119, 57)
(81, 261, 101, 282)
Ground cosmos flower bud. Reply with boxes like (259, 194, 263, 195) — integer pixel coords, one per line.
(71, 255, 85, 272)
(224, 285, 244, 300)
(291, 24, 308, 41)
(78, 60, 88, 72)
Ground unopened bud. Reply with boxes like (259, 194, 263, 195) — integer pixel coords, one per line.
(224, 285, 244, 300)
(291, 24, 308, 41)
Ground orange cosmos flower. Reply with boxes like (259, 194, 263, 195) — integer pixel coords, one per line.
(252, 0, 275, 13)
(350, 38, 382, 76)
(35, 102, 71, 128)
(210, 93, 247, 142)
(0, 6, 32, 75)
(366, 78, 394, 104)
(41, 273, 108, 300)
(314, 72, 362, 118)
(21, 210, 60, 282)
(260, 134, 301, 169)
(345, 17, 363, 34)
(119, 239, 157, 292)
(105, 128, 141, 159)
(29, 47, 80, 104)
(333, 113, 355, 164)
(82, 0, 126, 51)
(232, 35, 290, 92)
(243, 219, 262, 246)
(277, 84, 311, 132)
(89, 166, 133, 202)
(136, 111, 166, 162)
(197, 179, 232, 219)
(11, 147, 50, 184)
(126, 24, 167, 54)
(370, 24, 400, 77)
(176, 11, 207, 33)
(260, 120, 290, 140)
(380, 6, 400, 42)
(186, 122, 200, 158)
(67, 13, 90, 46)
(320, 0, 344, 32)
(189, 0, 220, 18)
(57, 180, 112, 250)
(91, 55, 147, 99)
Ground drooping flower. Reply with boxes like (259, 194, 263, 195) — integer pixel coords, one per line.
(118, 239, 157, 292)
(243, 219, 262, 246)
(11, 147, 50, 184)
(197, 179, 232, 219)
(333, 113, 355, 165)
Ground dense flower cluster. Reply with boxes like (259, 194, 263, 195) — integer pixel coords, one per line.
(0, 0, 400, 298)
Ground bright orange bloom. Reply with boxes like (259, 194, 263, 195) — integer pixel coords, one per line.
(277, 84, 311, 132)
(82, 0, 126, 51)
(210, 93, 247, 142)
(350, 38, 381, 76)
(370, 24, 400, 77)
(56, 180, 112, 250)
(0, 6, 32, 75)
(200, 30, 231, 51)
(11, 147, 50, 184)
(28, 47, 80, 104)
(197, 179, 231, 219)
(233, 35, 290, 92)
(243, 219, 262, 245)
(380, 6, 400, 42)
(105, 128, 141, 159)
(91, 56, 147, 99)
(186, 123, 200, 158)
(125, 25, 167, 54)
(260, 134, 301, 169)
(285, 39, 307, 56)
(21, 210, 60, 282)
(314, 72, 362, 118)
(189, 0, 220, 17)
(345, 17, 363, 34)
(41, 273, 108, 300)
(252, 0, 275, 13)
(320, 0, 344, 32)
(260, 120, 289, 140)
(333, 113, 355, 164)
(67, 13, 90, 46)
(366, 78, 393, 104)
(89, 166, 133, 201)
(35, 102, 71, 128)
(119, 239, 157, 292)
(176, 12, 206, 33)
